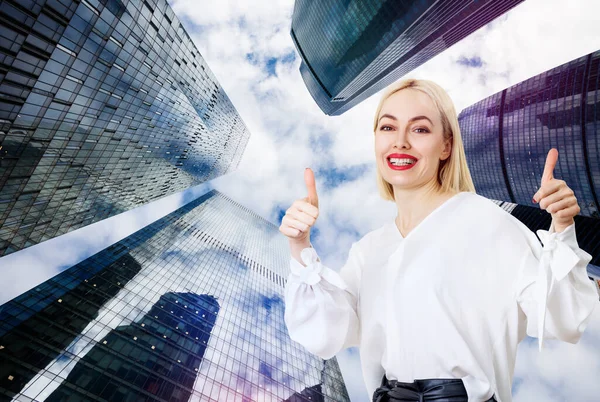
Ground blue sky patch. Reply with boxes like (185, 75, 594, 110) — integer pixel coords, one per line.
(276, 207, 286, 225)
(309, 131, 333, 152)
(309, 226, 320, 245)
(265, 57, 278, 77)
(246, 52, 259, 65)
(237, 16, 248, 30)
(262, 52, 296, 77)
(457, 56, 483, 68)
(281, 51, 296, 64)
(511, 377, 523, 394)
(316, 163, 369, 190)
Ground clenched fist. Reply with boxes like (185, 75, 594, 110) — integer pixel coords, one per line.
(279, 168, 320, 245)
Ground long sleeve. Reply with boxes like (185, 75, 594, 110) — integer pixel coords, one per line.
(515, 221, 598, 351)
(284, 243, 362, 360)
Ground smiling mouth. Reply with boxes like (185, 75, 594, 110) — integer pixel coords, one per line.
(387, 157, 417, 167)
(387, 157, 417, 170)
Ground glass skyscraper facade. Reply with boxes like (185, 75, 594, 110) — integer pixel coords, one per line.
(0, 0, 250, 256)
(290, 0, 524, 115)
(459, 49, 600, 218)
(0, 190, 350, 402)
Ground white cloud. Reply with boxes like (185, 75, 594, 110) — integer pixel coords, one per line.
(513, 306, 600, 402)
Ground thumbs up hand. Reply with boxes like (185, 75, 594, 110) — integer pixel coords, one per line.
(279, 168, 320, 244)
(532, 148, 580, 233)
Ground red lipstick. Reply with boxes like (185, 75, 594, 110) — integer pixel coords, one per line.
(386, 153, 418, 171)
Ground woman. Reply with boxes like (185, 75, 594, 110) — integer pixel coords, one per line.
(279, 79, 597, 402)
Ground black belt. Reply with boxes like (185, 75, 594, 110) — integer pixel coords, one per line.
(373, 375, 497, 402)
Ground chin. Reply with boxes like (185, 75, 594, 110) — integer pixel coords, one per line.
(389, 181, 417, 188)
(384, 177, 414, 186)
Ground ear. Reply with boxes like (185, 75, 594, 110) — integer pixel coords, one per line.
(440, 138, 452, 161)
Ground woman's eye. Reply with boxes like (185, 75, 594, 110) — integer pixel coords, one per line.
(380, 125, 393, 131)
(414, 127, 430, 133)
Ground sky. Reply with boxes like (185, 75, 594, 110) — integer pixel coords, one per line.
(1, 0, 600, 401)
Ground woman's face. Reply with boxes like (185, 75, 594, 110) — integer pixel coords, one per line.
(374, 88, 451, 193)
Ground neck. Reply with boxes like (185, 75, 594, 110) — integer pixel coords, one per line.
(393, 181, 455, 232)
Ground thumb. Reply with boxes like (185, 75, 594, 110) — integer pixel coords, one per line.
(541, 148, 558, 185)
(304, 168, 319, 208)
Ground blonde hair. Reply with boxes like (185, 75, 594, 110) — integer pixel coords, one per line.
(373, 78, 476, 201)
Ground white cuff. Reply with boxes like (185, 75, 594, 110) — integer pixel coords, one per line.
(535, 223, 583, 351)
(289, 247, 348, 290)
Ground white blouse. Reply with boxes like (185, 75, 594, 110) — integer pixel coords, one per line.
(283, 192, 597, 402)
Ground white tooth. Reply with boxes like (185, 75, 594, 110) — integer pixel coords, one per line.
(389, 158, 415, 166)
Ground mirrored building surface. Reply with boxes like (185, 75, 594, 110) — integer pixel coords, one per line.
(290, 0, 524, 115)
(0, 0, 250, 256)
(459, 49, 600, 218)
(0, 190, 350, 402)
(46, 292, 220, 402)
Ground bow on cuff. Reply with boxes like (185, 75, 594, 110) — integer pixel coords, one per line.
(534, 229, 581, 351)
(289, 247, 348, 290)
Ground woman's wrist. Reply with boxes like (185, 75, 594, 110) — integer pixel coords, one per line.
(289, 237, 311, 267)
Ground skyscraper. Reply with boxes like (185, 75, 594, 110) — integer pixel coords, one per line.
(0, 252, 142, 397)
(0, 190, 350, 402)
(290, 0, 524, 115)
(0, 0, 250, 256)
(47, 292, 220, 401)
(458, 49, 600, 218)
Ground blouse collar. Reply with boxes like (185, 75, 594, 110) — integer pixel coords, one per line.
(388, 192, 468, 241)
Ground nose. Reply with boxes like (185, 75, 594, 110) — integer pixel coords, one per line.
(393, 127, 410, 150)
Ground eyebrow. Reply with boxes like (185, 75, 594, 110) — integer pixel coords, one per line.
(378, 114, 433, 125)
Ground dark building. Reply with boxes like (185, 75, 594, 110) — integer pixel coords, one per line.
(0, 194, 198, 400)
(0, 252, 142, 400)
(459, 50, 600, 218)
(290, 0, 524, 115)
(0, 190, 350, 401)
(0, 0, 250, 256)
(284, 384, 323, 402)
(46, 292, 219, 402)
